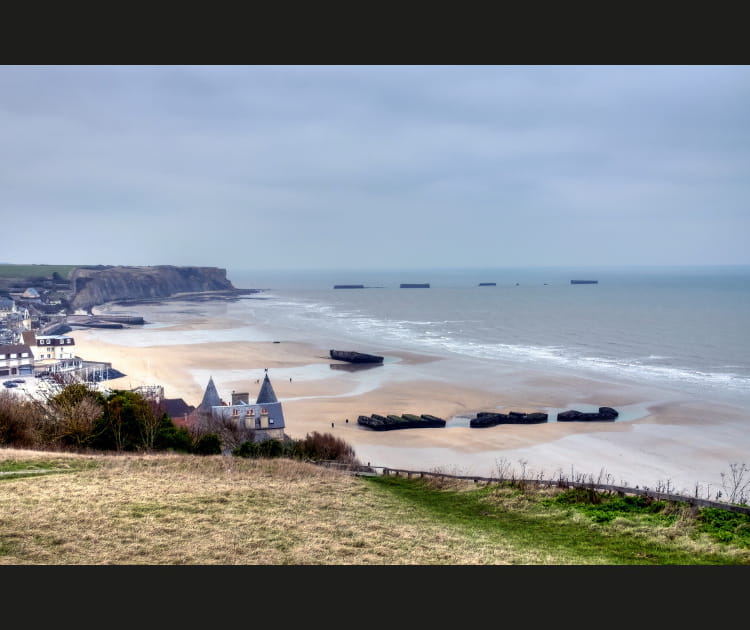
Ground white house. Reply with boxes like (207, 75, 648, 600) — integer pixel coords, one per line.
(0, 343, 34, 377)
(22, 331, 81, 376)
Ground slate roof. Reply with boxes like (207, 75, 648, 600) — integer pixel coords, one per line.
(161, 398, 195, 418)
(256, 372, 278, 404)
(197, 376, 223, 411)
(0, 343, 33, 356)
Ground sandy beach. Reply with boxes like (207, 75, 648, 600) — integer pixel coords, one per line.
(60, 305, 750, 499)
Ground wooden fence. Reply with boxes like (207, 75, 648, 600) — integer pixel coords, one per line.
(313, 461, 750, 516)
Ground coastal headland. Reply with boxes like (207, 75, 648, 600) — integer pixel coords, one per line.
(65, 298, 750, 497)
(66, 265, 258, 313)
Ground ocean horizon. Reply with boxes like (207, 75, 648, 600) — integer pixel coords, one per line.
(220, 264, 750, 410)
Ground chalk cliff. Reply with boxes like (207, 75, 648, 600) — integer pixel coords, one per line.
(67, 265, 237, 312)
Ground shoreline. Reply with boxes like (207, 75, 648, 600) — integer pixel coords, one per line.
(63, 304, 750, 496)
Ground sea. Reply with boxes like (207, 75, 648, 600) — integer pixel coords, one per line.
(222, 265, 750, 409)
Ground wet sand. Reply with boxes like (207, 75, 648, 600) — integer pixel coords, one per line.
(65, 312, 750, 497)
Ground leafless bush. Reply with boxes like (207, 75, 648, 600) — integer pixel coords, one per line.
(655, 479, 675, 495)
(299, 431, 359, 466)
(48, 394, 103, 448)
(565, 465, 588, 485)
(190, 411, 256, 452)
(0, 389, 44, 447)
(494, 457, 513, 481)
(720, 462, 750, 505)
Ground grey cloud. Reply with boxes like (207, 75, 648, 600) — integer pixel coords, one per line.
(0, 65, 748, 270)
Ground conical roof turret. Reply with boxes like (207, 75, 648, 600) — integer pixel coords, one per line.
(197, 376, 223, 411)
(256, 372, 278, 404)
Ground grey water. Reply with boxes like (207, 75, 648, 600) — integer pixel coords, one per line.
(227, 265, 750, 407)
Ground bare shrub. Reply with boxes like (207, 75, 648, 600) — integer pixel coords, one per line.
(425, 465, 476, 490)
(655, 479, 675, 495)
(139, 397, 166, 451)
(298, 431, 359, 466)
(48, 394, 103, 448)
(721, 462, 750, 505)
(0, 389, 44, 447)
(189, 411, 256, 453)
(24, 375, 106, 449)
(494, 457, 514, 481)
(517, 458, 529, 491)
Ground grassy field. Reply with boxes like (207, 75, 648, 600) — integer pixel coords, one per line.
(0, 264, 81, 280)
(0, 449, 750, 565)
(1, 448, 749, 565)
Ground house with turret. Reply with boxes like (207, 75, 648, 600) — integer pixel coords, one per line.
(193, 371, 286, 442)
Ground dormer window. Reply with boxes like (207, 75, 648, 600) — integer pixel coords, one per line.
(232, 408, 239, 416)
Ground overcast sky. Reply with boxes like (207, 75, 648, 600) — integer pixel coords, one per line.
(1, 65, 748, 272)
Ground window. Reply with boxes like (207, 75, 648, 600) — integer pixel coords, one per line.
(269, 419, 274, 424)
(10, 354, 16, 359)
(232, 408, 239, 416)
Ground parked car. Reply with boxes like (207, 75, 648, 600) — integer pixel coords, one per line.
(12, 378, 25, 383)
(3, 381, 18, 388)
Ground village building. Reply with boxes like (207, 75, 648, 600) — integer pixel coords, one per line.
(0, 343, 34, 377)
(131, 384, 196, 424)
(193, 372, 286, 442)
(0, 297, 14, 316)
(0, 297, 32, 344)
(21, 330, 82, 376)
